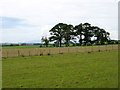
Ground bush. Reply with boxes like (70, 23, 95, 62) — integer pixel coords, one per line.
(115, 41, 119, 44)
(119, 41, 120, 44)
(81, 43, 85, 46)
(76, 43, 80, 46)
(86, 43, 91, 46)
(104, 42, 108, 45)
(92, 43, 96, 46)
(40, 45, 42, 47)
(96, 42, 101, 45)
(72, 43, 76, 46)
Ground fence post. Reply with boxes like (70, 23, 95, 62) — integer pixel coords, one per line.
(76, 46, 78, 53)
(59, 47, 60, 54)
(106, 45, 107, 51)
(92, 45, 93, 52)
(68, 47, 69, 53)
(112, 45, 113, 50)
(86, 46, 88, 52)
(49, 48, 50, 54)
(99, 45, 100, 51)
(18, 50, 20, 56)
(85, 46, 86, 52)
(40, 49, 43, 56)
(7, 51, 8, 58)
(40, 49, 41, 55)
(29, 50, 30, 56)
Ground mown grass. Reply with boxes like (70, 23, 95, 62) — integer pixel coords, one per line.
(2, 50, 118, 88)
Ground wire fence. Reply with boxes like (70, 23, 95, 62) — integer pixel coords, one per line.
(2, 45, 118, 58)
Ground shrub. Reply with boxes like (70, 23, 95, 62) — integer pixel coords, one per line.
(104, 42, 108, 45)
(81, 43, 85, 46)
(86, 43, 91, 46)
(72, 43, 76, 46)
(96, 42, 101, 45)
(40, 45, 42, 47)
(76, 43, 80, 46)
(92, 43, 96, 46)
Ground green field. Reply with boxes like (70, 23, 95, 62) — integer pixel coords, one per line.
(1, 45, 41, 49)
(1, 44, 116, 49)
(2, 50, 118, 88)
(1, 44, 72, 49)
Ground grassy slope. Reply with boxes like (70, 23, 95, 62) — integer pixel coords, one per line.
(2, 50, 118, 88)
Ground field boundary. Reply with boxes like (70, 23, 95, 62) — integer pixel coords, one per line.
(2, 45, 118, 58)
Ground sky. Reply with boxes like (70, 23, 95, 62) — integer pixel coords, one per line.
(0, 0, 119, 43)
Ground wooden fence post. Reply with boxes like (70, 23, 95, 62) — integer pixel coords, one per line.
(112, 45, 113, 50)
(40, 49, 41, 55)
(106, 45, 107, 51)
(68, 47, 69, 53)
(40, 49, 43, 56)
(59, 48, 60, 54)
(18, 50, 20, 56)
(92, 45, 93, 52)
(49, 48, 50, 54)
(99, 45, 100, 51)
(7, 51, 8, 58)
(29, 50, 30, 56)
(86, 46, 88, 52)
(76, 47, 78, 53)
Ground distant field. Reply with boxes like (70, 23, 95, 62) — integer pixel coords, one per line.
(1, 44, 117, 49)
(2, 50, 118, 88)
(1, 45, 41, 49)
(1, 44, 67, 49)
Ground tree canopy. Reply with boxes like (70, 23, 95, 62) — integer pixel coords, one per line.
(43, 22, 111, 47)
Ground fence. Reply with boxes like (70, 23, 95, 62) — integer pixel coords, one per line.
(2, 45, 118, 58)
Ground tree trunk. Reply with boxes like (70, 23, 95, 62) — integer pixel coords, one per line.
(60, 40, 62, 47)
(79, 34, 82, 45)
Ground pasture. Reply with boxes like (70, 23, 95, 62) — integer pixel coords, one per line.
(1, 44, 118, 49)
(1, 45, 41, 49)
(2, 45, 118, 58)
(2, 50, 118, 88)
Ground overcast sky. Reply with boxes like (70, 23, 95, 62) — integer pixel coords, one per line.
(0, 0, 119, 43)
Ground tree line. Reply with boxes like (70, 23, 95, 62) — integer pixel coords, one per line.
(41, 22, 113, 47)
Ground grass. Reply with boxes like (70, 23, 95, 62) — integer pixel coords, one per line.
(1, 45, 41, 49)
(1, 44, 117, 49)
(2, 50, 118, 88)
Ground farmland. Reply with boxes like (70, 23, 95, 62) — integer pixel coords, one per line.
(1, 45, 41, 49)
(2, 45, 118, 58)
(2, 50, 118, 88)
(1, 44, 118, 49)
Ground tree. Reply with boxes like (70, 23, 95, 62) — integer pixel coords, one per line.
(49, 22, 111, 46)
(82, 23, 92, 44)
(74, 23, 83, 45)
(49, 23, 67, 47)
(63, 24, 74, 47)
(100, 29, 110, 44)
(94, 27, 110, 44)
(41, 37, 49, 47)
